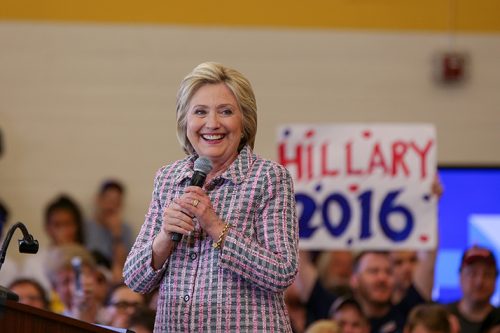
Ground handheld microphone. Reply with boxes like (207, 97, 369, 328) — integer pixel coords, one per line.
(71, 256, 82, 293)
(171, 157, 213, 242)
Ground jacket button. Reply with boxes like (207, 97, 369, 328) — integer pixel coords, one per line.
(190, 253, 197, 260)
(184, 295, 190, 302)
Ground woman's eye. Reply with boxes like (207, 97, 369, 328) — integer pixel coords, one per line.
(194, 109, 207, 115)
(221, 109, 233, 115)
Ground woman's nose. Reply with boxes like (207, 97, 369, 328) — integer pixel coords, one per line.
(205, 112, 220, 128)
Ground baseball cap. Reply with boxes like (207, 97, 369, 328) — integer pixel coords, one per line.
(328, 295, 364, 318)
(460, 245, 498, 272)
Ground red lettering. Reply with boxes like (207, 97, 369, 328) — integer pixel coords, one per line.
(410, 139, 434, 179)
(306, 144, 313, 180)
(346, 142, 363, 175)
(279, 143, 303, 180)
(391, 141, 410, 177)
(367, 143, 389, 175)
(321, 143, 339, 177)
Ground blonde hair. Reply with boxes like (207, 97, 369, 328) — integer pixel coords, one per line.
(176, 62, 257, 155)
(405, 304, 451, 333)
(305, 320, 340, 333)
(45, 243, 96, 286)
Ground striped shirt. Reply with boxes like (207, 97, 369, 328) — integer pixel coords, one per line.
(123, 146, 299, 332)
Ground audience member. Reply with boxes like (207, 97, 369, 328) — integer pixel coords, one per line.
(45, 243, 105, 323)
(22, 194, 84, 292)
(317, 250, 354, 295)
(286, 280, 308, 333)
(390, 250, 419, 303)
(8, 278, 49, 310)
(296, 248, 434, 333)
(128, 306, 156, 333)
(145, 287, 159, 312)
(305, 320, 340, 333)
(105, 283, 145, 328)
(390, 175, 443, 305)
(94, 265, 113, 306)
(389, 249, 437, 306)
(85, 180, 133, 283)
(404, 304, 452, 333)
(351, 251, 433, 333)
(329, 296, 370, 333)
(447, 245, 500, 333)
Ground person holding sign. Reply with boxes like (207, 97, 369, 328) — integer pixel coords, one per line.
(295, 177, 441, 333)
(390, 176, 443, 304)
(123, 62, 299, 332)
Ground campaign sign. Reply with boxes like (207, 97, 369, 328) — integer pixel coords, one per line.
(277, 124, 437, 250)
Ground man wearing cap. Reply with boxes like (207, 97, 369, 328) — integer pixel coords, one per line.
(329, 296, 370, 333)
(447, 245, 500, 333)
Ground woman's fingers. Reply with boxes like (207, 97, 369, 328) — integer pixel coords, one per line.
(163, 200, 195, 235)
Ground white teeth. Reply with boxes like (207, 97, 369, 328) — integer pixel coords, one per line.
(202, 134, 224, 140)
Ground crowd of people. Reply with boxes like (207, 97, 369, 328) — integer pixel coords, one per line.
(288, 245, 500, 333)
(1, 180, 155, 332)
(1, 62, 499, 333)
(2, 181, 499, 333)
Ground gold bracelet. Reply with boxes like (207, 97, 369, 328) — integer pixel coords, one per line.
(213, 223, 231, 249)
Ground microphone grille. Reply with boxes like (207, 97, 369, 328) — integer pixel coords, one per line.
(71, 256, 82, 268)
(194, 157, 213, 174)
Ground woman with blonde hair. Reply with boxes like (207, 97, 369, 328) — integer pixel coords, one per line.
(124, 62, 298, 332)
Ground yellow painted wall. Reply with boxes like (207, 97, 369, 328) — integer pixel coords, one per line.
(1, 0, 500, 32)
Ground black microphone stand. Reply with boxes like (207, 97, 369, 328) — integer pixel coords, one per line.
(0, 222, 39, 302)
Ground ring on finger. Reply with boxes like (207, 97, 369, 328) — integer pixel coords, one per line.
(192, 199, 199, 207)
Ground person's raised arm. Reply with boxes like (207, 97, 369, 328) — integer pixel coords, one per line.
(412, 174, 443, 300)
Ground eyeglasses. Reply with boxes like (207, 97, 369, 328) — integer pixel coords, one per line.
(20, 295, 44, 303)
(109, 301, 142, 310)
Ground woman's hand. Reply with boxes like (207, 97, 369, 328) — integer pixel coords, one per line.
(161, 199, 196, 239)
(178, 186, 224, 241)
(151, 199, 195, 269)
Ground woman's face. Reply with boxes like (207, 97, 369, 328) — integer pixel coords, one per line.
(186, 83, 243, 169)
(46, 209, 78, 245)
(10, 282, 46, 310)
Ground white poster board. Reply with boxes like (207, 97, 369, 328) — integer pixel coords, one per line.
(277, 123, 437, 250)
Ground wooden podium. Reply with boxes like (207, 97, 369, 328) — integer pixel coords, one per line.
(0, 300, 115, 333)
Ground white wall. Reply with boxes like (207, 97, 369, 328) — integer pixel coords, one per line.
(1, 22, 499, 262)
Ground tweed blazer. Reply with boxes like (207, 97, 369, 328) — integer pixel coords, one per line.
(124, 146, 299, 332)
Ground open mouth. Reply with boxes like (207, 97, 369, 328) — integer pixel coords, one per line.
(201, 134, 225, 141)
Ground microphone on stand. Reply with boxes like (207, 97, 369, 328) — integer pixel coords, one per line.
(0, 222, 39, 272)
(0, 222, 39, 302)
(171, 157, 213, 242)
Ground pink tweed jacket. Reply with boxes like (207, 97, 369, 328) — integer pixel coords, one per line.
(123, 146, 298, 332)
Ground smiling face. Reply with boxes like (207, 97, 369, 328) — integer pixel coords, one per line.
(186, 83, 243, 171)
